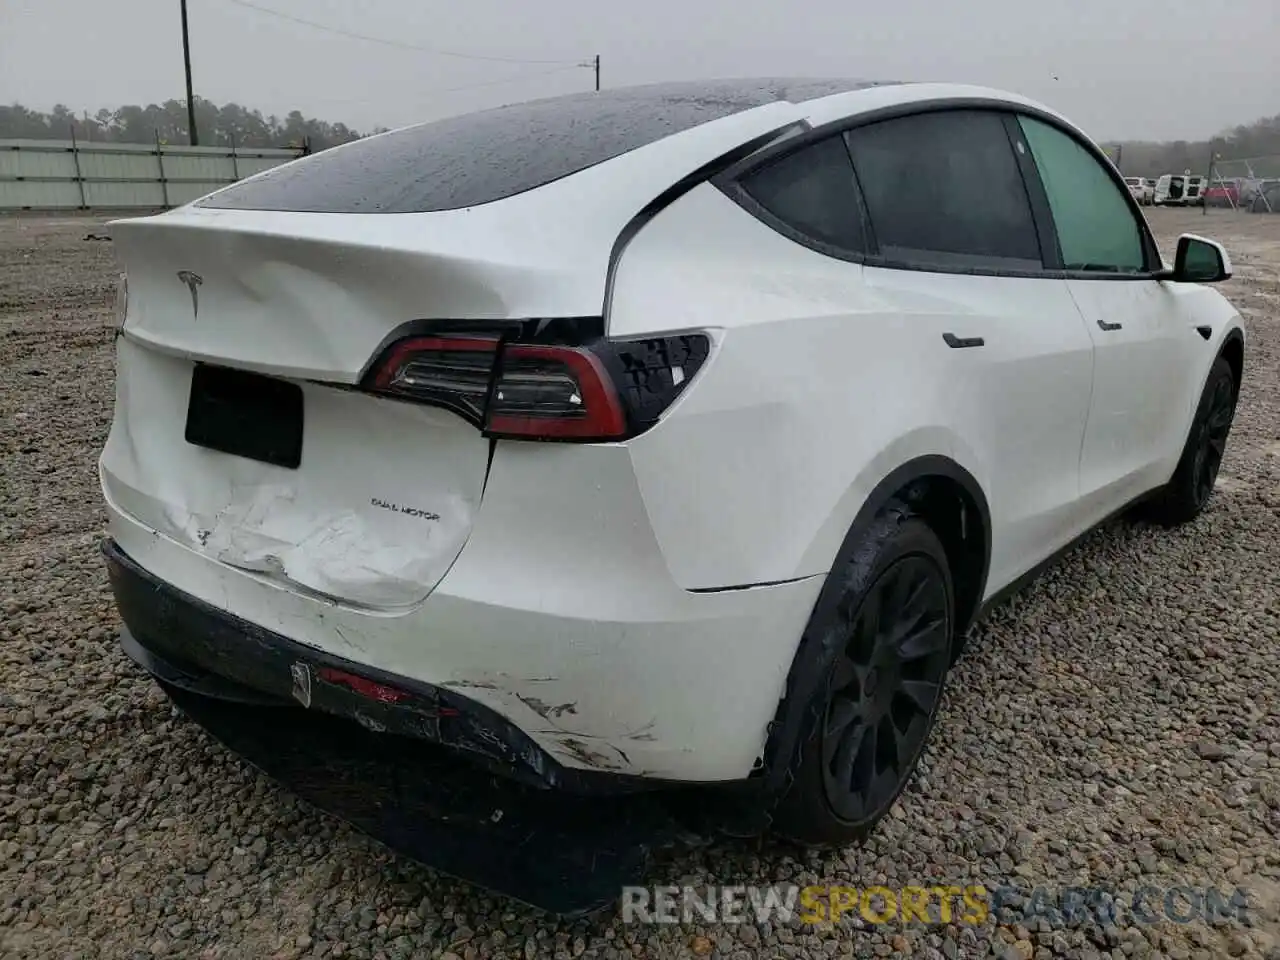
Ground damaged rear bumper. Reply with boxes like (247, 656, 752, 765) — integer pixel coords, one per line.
(104, 538, 763, 915)
(100, 473, 825, 781)
(106, 538, 654, 795)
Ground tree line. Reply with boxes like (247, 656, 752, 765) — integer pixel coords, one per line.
(1106, 112, 1280, 178)
(1092, 114, 1280, 179)
(0, 97, 378, 152)
(3, 97, 1278, 174)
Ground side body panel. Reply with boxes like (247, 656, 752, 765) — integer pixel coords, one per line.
(610, 183, 1096, 597)
(1070, 278, 1232, 518)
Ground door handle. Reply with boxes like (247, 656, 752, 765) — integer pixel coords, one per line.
(942, 332, 985, 349)
(1097, 319, 1123, 332)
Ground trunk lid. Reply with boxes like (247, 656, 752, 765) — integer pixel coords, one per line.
(103, 210, 549, 610)
(108, 208, 605, 382)
(102, 333, 490, 609)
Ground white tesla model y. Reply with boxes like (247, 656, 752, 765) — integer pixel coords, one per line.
(101, 78, 1244, 847)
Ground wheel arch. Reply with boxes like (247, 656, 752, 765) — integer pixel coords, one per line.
(1219, 326, 1245, 395)
(838, 455, 992, 639)
(751, 454, 991, 815)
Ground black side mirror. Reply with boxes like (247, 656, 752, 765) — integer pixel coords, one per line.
(1171, 234, 1232, 283)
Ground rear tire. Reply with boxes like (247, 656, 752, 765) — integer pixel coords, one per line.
(1146, 357, 1237, 526)
(773, 506, 954, 847)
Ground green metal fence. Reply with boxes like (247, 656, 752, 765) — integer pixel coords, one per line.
(0, 137, 303, 211)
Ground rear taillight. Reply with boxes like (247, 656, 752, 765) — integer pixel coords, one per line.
(487, 344, 627, 440)
(364, 329, 709, 442)
(369, 335, 500, 422)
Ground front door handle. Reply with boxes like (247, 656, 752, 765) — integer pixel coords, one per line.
(1097, 319, 1123, 332)
(942, 332, 985, 349)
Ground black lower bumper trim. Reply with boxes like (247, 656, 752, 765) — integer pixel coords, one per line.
(154, 679, 694, 916)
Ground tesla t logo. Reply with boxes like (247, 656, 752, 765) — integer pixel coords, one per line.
(177, 270, 203, 319)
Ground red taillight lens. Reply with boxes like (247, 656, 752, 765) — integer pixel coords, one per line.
(364, 330, 708, 443)
(369, 335, 499, 422)
(486, 344, 627, 440)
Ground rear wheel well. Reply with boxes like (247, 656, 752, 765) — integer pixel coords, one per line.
(1220, 333, 1244, 395)
(898, 476, 987, 642)
(743, 458, 990, 827)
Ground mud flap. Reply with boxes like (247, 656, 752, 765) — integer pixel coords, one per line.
(157, 681, 699, 917)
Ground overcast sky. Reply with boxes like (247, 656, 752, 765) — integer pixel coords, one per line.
(2, 0, 1276, 142)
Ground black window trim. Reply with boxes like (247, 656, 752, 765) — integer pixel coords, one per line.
(727, 126, 875, 268)
(713, 97, 1164, 282)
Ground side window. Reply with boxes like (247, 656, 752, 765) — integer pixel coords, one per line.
(843, 110, 1042, 270)
(1016, 115, 1146, 273)
(738, 135, 866, 253)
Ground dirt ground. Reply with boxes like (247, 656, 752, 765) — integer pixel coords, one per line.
(1, 207, 1279, 960)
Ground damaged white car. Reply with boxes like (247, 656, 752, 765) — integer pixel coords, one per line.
(101, 78, 1243, 902)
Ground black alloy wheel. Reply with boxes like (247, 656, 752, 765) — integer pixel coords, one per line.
(1192, 373, 1235, 509)
(819, 554, 951, 822)
(771, 509, 956, 846)
(1146, 355, 1238, 526)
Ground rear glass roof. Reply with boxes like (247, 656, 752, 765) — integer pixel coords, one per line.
(199, 77, 894, 214)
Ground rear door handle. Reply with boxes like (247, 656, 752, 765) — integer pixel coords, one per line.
(1097, 319, 1123, 332)
(942, 332, 985, 349)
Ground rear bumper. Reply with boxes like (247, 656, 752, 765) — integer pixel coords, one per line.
(106, 539, 640, 793)
(110, 539, 786, 914)
(101, 478, 825, 783)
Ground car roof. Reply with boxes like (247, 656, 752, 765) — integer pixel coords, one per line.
(200, 77, 906, 215)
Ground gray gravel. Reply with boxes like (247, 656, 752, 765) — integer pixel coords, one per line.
(2, 208, 1279, 959)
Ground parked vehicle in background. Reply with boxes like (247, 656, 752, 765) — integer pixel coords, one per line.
(1155, 173, 1206, 206)
(1203, 180, 1241, 208)
(1124, 176, 1154, 205)
(1249, 181, 1280, 213)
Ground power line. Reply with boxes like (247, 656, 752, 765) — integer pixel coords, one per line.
(219, 0, 584, 66)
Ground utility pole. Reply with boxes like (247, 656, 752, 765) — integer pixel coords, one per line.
(593, 54, 600, 92)
(181, 0, 199, 145)
(1203, 140, 1216, 217)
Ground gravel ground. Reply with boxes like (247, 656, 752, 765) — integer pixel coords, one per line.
(2, 208, 1279, 960)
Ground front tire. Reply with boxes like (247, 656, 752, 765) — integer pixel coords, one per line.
(1147, 356, 1237, 526)
(773, 507, 954, 846)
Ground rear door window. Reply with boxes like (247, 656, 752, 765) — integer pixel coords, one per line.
(843, 109, 1043, 271)
(738, 135, 867, 253)
(1016, 115, 1147, 274)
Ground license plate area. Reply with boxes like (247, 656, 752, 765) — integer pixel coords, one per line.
(184, 364, 303, 469)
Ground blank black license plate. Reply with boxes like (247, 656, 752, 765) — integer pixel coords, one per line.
(184, 364, 304, 469)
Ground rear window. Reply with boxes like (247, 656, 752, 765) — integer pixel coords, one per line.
(739, 135, 867, 252)
(200, 78, 891, 214)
